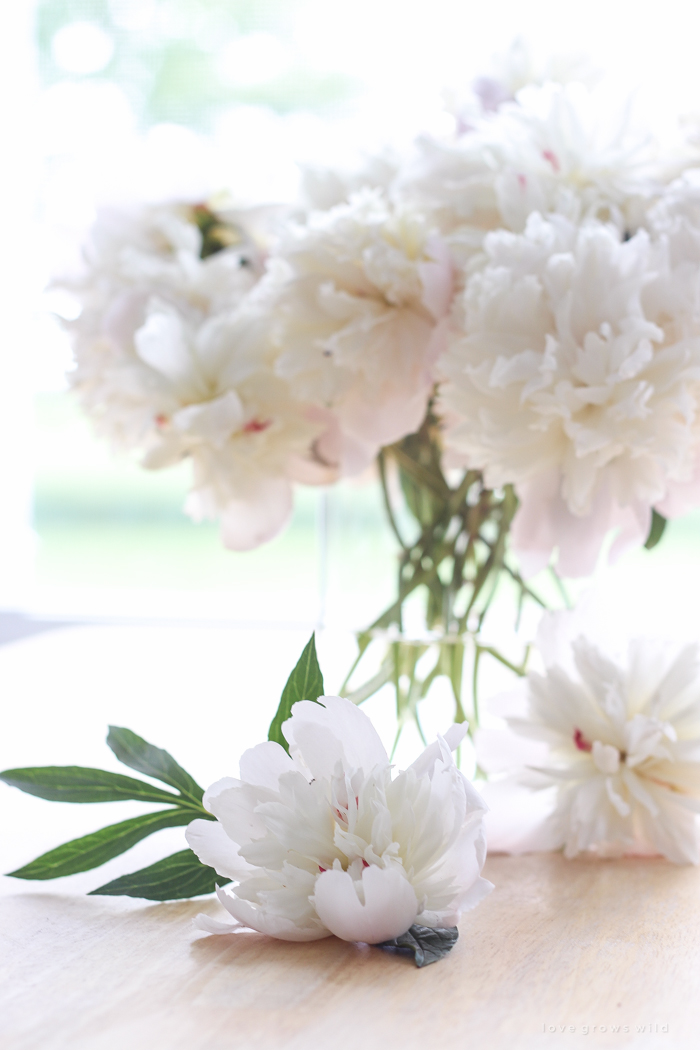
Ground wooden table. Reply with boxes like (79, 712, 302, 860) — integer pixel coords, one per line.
(1, 852, 697, 1049)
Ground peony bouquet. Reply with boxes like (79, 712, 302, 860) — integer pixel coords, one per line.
(9, 51, 700, 965)
(55, 50, 700, 742)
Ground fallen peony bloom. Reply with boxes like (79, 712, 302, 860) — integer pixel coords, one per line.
(477, 608, 700, 863)
(187, 695, 492, 943)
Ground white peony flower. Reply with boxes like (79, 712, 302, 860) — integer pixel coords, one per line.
(67, 200, 263, 450)
(65, 201, 327, 549)
(138, 303, 328, 549)
(186, 695, 492, 943)
(478, 609, 700, 864)
(472, 40, 600, 114)
(299, 152, 402, 213)
(399, 82, 655, 263)
(439, 211, 700, 576)
(484, 82, 655, 234)
(267, 189, 453, 473)
(395, 132, 503, 267)
(447, 38, 601, 129)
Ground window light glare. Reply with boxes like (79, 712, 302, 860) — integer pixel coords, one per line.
(51, 22, 115, 76)
(218, 34, 291, 88)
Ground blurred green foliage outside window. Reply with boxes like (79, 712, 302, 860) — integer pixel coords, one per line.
(36, 0, 358, 130)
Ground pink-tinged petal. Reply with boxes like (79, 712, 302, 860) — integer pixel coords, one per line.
(606, 500, 650, 566)
(215, 886, 331, 942)
(218, 478, 293, 551)
(554, 506, 612, 577)
(185, 818, 253, 880)
(172, 390, 245, 444)
(511, 469, 615, 578)
(283, 695, 389, 780)
(302, 405, 377, 479)
(287, 451, 339, 486)
(419, 235, 454, 321)
(341, 381, 431, 449)
(657, 456, 700, 519)
(313, 866, 418, 944)
(239, 741, 296, 791)
(509, 471, 559, 578)
(512, 471, 653, 579)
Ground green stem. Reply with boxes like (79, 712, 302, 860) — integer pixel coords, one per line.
(390, 445, 451, 501)
(479, 644, 531, 677)
(377, 450, 410, 552)
(343, 431, 551, 733)
(549, 566, 572, 609)
(471, 645, 482, 732)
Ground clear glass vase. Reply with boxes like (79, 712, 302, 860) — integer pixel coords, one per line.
(321, 407, 547, 759)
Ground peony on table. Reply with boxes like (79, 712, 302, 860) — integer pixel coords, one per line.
(1, 621, 699, 1048)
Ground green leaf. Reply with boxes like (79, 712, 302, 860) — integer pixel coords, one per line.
(375, 924, 459, 967)
(0, 766, 180, 806)
(644, 509, 667, 551)
(90, 848, 231, 901)
(268, 633, 324, 753)
(7, 809, 193, 880)
(107, 727, 204, 804)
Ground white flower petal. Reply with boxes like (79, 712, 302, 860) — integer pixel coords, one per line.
(218, 478, 293, 551)
(479, 777, 560, 853)
(272, 190, 444, 457)
(439, 206, 700, 578)
(202, 776, 240, 811)
(313, 866, 418, 943)
(193, 702, 489, 944)
(238, 741, 297, 791)
(134, 307, 200, 392)
(420, 875, 494, 928)
(215, 886, 330, 942)
(193, 913, 241, 935)
(592, 741, 620, 775)
(203, 777, 271, 846)
(409, 723, 468, 778)
(185, 818, 253, 879)
(172, 390, 245, 445)
(283, 695, 389, 780)
(499, 607, 700, 863)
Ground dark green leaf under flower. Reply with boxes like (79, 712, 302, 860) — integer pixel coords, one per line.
(375, 924, 459, 967)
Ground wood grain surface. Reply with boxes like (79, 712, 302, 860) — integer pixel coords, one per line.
(1, 852, 698, 1050)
